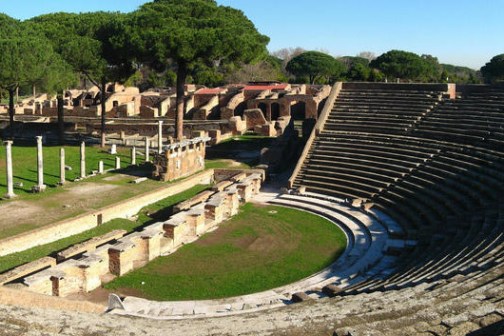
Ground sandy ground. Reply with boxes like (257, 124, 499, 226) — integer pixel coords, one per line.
(0, 201, 42, 228)
(0, 182, 131, 238)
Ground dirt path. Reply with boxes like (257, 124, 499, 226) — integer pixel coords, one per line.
(0, 175, 160, 239)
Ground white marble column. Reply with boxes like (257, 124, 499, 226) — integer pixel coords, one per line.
(131, 147, 136, 165)
(115, 157, 121, 170)
(144, 136, 150, 162)
(158, 120, 163, 154)
(80, 141, 86, 179)
(59, 148, 65, 185)
(34, 136, 46, 192)
(4, 141, 16, 199)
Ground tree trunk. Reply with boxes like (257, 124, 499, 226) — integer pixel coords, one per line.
(175, 62, 187, 141)
(57, 92, 65, 145)
(33, 85, 36, 98)
(100, 80, 107, 148)
(8, 88, 15, 130)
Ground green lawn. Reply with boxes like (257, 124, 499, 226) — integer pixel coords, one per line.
(0, 143, 144, 197)
(0, 184, 209, 274)
(204, 159, 250, 170)
(105, 203, 346, 300)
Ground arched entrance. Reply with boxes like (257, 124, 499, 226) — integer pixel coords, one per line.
(258, 102, 268, 116)
(271, 103, 280, 120)
(290, 101, 306, 120)
(234, 101, 247, 117)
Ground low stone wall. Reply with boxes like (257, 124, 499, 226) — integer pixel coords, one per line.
(18, 172, 263, 297)
(0, 170, 214, 257)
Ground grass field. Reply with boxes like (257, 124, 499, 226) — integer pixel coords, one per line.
(0, 143, 143, 197)
(0, 143, 249, 199)
(104, 203, 346, 301)
(0, 184, 210, 274)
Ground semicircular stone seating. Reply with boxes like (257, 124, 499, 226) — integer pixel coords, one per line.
(290, 83, 504, 334)
(113, 193, 392, 319)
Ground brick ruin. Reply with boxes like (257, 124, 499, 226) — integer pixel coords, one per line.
(4, 172, 263, 297)
(152, 137, 210, 182)
(0, 82, 330, 140)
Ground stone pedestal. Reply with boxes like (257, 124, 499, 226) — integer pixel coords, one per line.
(4, 141, 16, 199)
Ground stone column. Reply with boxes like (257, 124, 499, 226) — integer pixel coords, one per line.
(80, 141, 86, 179)
(34, 136, 46, 193)
(158, 120, 163, 154)
(131, 147, 136, 165)
(144, 136, 150, 162)
(4, 141, 16, 199)
(59, 148, 65, 185)
(98, 160, 104, 174)
(115, 157, 121, 170)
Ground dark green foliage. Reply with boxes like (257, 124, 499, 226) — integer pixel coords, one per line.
(224, 55, 287, 84)
(441, 64, 481, 84)
(30, 12, 137, 146)
(286, 51, 345, 84)
(128, 0, 269, 139)
(0, 18, 65, 127)
(370, 50, 441, 82)
(481, 54, 504, 83)
(341, 56, 372, 81)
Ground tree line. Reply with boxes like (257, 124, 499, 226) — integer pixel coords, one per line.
(277, 49, 503, 85)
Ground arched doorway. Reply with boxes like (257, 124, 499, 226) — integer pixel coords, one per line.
(290, 101, 306, 120)
(258, 102, 268, 116)
(271, 102, 280, 120)
(234, 101, 247, 117)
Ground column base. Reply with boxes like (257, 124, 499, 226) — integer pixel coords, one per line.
(3, 192, 17, 200)
(31, 184, 47, 193)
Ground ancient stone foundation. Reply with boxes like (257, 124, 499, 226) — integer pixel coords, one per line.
(11, 171, 263, 297)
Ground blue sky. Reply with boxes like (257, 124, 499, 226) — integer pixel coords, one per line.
(2, 0, 503, 69)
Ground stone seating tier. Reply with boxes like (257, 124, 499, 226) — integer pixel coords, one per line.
(291, 86, 504, 329)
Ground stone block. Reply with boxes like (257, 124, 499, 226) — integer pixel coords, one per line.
(237, 183, 253, 202)
(108, 242, 136, 276)
(0, 257, 56, 285)
(174, 190, 214, 213)
(244, 108, 267, 131)
(322, 284, 343, 297)
(291, 292, 312, 303)
(57, 229, 127, 262)
(185, 208, 206, 236)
